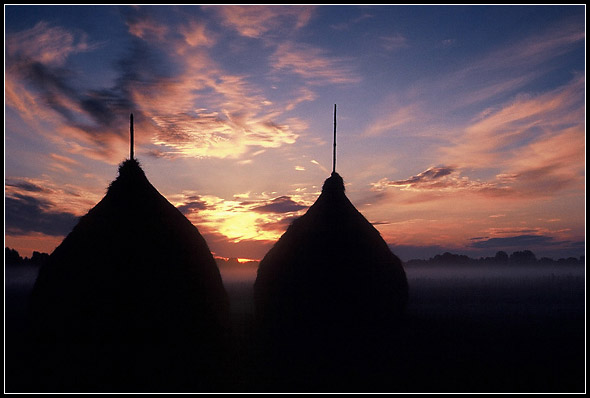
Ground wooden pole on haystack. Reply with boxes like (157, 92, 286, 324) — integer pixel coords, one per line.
(332, 104, 337, 174)
(130, 113, 134, 160)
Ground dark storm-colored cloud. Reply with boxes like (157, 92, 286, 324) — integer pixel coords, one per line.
(469, 234, 564, 249)
(393, 166, 454, 186)
(5, 20, 169, 147)
(252, 196, 307, 214)
(468, 235, 586, 259)
(469, 236, 490, 241)
(372, 166, 513, 198)
(177, 197, 210, 215)
(5, 193, 79, 236)
(5, 179, 51, 193)
(9, 49, 132, 142)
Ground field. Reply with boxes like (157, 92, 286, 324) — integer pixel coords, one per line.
(5, 262, 585, 392)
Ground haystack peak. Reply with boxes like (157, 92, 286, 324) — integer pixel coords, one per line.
(322, 171, 345, 194)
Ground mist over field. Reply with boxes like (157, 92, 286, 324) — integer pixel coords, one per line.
(215, 260, 585, 323)
(6, 259, 585, 392)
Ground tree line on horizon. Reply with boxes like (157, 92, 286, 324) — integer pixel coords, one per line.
(405, 250, 585, 266)
(6, 247, 584, 268)
(5, 247, 49, 266)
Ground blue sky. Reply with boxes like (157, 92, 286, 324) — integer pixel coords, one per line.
(5, 5, 586, 261)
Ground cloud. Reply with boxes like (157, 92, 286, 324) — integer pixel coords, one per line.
(362, 103, 421, 137)
(467, 234, 584, 258)
(5, 16, 303, 163)
(5, 22, 138, 162)
(380, 34, 408, 52)
(172, 191, 311, 246)
(179, 20, 216, 48)
(330, 11, 374, 31)
(469, 234, 556, 248)
(385, 166, 454, 186)
(252, 196, 307, 213)
(177, 196, 211, 215)
(362, 71, 581, 203)
(5, 177, 100, 222)
(6, 21, 95, 67)
(123, 7, 169, 42)
(5, 178, 52, 193)
(5, 193, 79, 237)
(372, 166, 512, 197)
(431, 76, 585, 200)
(431, 16, 585, 112)
(121, 9, 302, 160)
(202, 231, 275, 260)
(204, 5, 315, 39)
(285, 87, 317, 111)
(271, 42, 361, 85)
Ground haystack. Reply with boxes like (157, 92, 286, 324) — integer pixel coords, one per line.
(28, 159, 229, 392)
(254, 171, 408, 381)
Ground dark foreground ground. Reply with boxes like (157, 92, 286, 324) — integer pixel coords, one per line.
(5, 263, 585, 393)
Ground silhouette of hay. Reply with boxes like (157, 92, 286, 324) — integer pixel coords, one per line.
(254, 172, 408, 356)
(28, 159, 229, 392)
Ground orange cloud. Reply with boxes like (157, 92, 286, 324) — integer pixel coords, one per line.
(6, 16, 305, 164)
(171, 191, 312, 244)
(5, 176, 100, 218)
(179, 20, 216, 48)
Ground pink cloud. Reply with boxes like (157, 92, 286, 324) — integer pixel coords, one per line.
(179, 20, 216, 48)
(6, 21, 95, 67)
(363, 103, 422, 137)
(371, 166, 512, 198)
(440, 76, 585, 177)
(205, 5, 315, 38)
(271, 42, 361, 85)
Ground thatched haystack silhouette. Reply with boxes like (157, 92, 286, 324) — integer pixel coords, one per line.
(28, 159, 230, 392)
(254, 172, 408, 360)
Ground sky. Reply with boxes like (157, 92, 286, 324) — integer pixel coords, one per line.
(4, 5, 586, 262)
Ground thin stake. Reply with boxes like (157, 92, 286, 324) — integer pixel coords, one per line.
(333, 104, 337, 174)
(130, 113, 134, 160)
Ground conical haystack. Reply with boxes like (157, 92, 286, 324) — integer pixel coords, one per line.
(28, 159, 230, 392)
(254, 172, 408, 351)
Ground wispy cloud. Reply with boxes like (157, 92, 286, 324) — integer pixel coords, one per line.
(330, 11, 374, 31)
(204, 5, 315, 39)
(432, 16, 584, 111)
(124, 8, 169, 42)
(179, 20, 217, 48)
(5, 194, 79, 237)
(271, 42, 361, 85)
(6, 21, 96, 67)
(438, 76, 585, 199)
(5, 177, 99, 236)
(363, 103, 421, 137)
(380, 34, 408, 52)
(5, 14, 305, 163)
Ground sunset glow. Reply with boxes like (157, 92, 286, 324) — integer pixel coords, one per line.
(5, 5, 585, 261)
